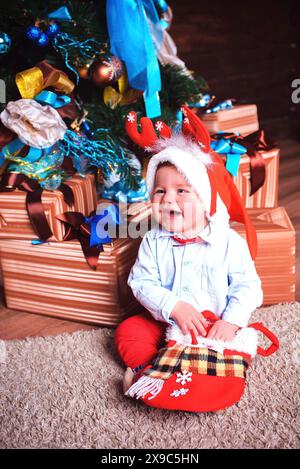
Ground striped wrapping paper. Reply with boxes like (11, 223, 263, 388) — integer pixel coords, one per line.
(1, 204, 293, 323)
(201, 104, 259, 136)
(231, 147, 279, 209)
(231, 207, 295, 305)
(0, 201, 152, 326)
(0, 174, 97, 241)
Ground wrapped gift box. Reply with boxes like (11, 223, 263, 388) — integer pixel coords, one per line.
(231, 147, 280, 208)
(0, 174, 97, 241)
(231, 207, 295, 305)
(0, 201, 152, 326)
(201, 104, 259, 136)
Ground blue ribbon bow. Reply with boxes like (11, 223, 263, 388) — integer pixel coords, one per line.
(189, 94, 234, 114)
(211, 135, 246, 177)
(85, 204, 123, 248)
(205, 99, 234, 114)
(34, 90, 71, 109)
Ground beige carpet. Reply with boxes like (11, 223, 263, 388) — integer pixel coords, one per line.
(0, 303, 299, 449)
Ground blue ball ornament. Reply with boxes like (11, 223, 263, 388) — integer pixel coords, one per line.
(25, 25, 41, 41)
(45, 21, 60, 38)
(81, 120, 95, 139)
(0, 32, 12, 55)
(36, 32, 50, 47)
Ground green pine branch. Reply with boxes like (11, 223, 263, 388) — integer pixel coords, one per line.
(0, 0, 209, 190)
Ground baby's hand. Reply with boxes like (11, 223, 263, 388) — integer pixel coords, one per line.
(206, 319, 239, 342)
(170, 301, 208, 337)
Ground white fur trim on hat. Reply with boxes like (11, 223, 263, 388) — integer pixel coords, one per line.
(147, 146, 212, 207)
(146, 134, 230, 225)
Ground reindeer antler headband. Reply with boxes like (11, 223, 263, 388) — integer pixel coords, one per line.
(125, 105, 257, 259)
(125, 105, 211, 153)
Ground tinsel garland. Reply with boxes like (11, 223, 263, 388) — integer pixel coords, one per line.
(57, 129, 141, 189)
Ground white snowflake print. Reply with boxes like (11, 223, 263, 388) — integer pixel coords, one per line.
(180, 106, 187, 116)
(176, 370, 193, 385)
(155, 121, 163, 132)
(183, 117, 189, 124)
(170, 388, 189, 398)
(127, 113, 135, 123)
(198, 141, 205, 149)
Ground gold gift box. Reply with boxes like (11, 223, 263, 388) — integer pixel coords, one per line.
(0, 174, 97, 241)
(201, 104, 259, 136)
(231, 207, 295, 305)
(0, 201, 152, 327)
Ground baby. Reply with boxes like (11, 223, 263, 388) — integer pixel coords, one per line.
(115, 122, 263, 394)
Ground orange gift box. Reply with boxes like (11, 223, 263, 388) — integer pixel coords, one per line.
(0, 203, 293, 324)
(231, 207, 295, 305)
(0, 174, 97, 241)
(201, 104, 259, 136)
(0, 201, 152, 327)
(231, 147, 280, 208)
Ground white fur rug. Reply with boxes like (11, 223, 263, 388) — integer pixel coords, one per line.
(0, 303, 299, 449)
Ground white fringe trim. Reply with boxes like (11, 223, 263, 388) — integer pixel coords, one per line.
(125, 376, 164, 401)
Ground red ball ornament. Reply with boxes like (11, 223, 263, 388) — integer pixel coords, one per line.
(89, 55, 124, 87)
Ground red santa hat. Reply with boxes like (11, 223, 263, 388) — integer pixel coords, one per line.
(125, 106, 257, 259)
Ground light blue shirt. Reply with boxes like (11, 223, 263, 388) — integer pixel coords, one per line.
(128, 222, 263, 328)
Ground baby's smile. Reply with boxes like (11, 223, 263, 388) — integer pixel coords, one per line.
(161, 208, 182, 218)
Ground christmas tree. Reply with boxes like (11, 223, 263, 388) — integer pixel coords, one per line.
(0, 0, 208, 195)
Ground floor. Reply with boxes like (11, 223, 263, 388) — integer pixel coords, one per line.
(0, 138, 299, 340)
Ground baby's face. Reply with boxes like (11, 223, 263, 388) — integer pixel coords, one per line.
(151, 165, 208, 236)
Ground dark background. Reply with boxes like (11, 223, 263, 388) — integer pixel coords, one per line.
(169, 0, 300, 139)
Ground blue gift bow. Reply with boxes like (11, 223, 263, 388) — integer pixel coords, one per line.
(101, 180, 149, 203)
(106, 0, 162, 118)
(189, 95, 234, 113)
(188, 93, 211, 109)
(206, 99, 233, 114)
(85, 204, 123, 248)
(211, 136, 246, 177)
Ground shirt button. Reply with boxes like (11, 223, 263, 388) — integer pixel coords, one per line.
(183, 286, 189, 292)
(183, 261, 191, 266)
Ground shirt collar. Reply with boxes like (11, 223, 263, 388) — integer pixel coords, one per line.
(152, 222, 221, 245)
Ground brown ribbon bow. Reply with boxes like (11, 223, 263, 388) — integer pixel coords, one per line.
(56, 211, 103, 270)
(212, 130, 277, 196)
(0, 172, 75, 241)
